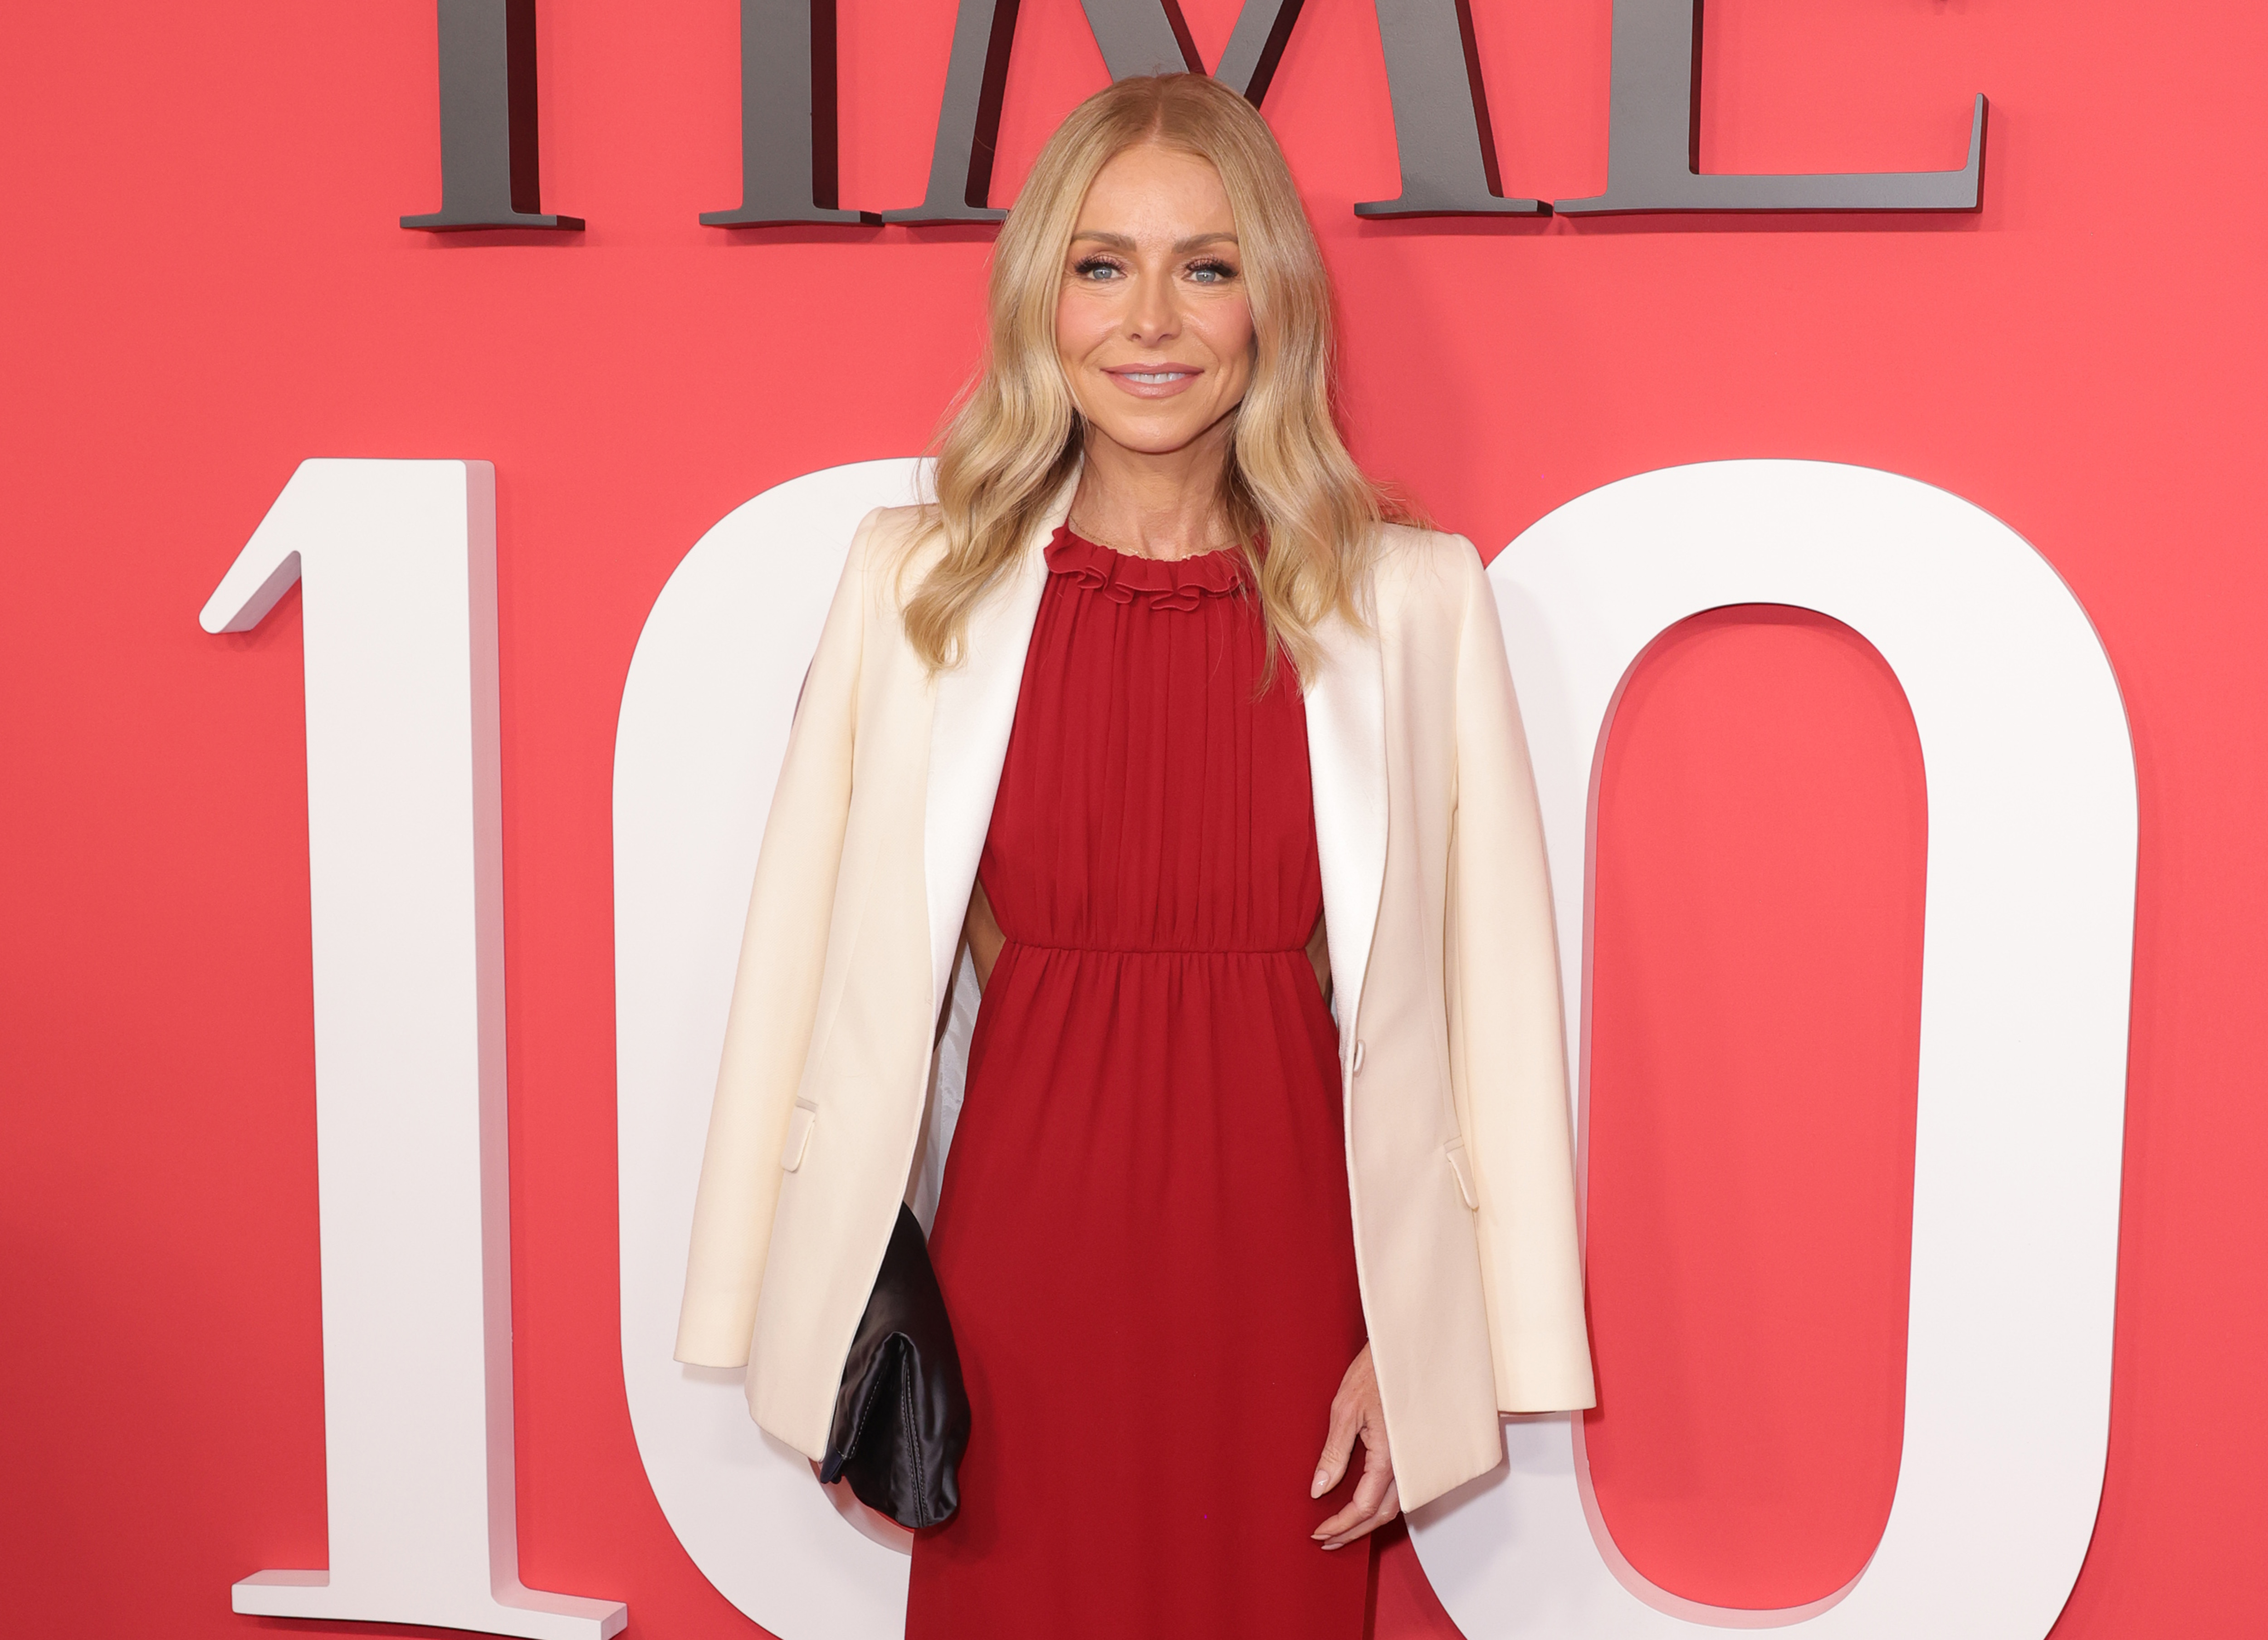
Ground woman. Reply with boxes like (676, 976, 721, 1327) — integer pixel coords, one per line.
(676, 73, 1593, 1637)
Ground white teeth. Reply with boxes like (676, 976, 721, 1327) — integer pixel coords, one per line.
(1123, 371, 1187, 384)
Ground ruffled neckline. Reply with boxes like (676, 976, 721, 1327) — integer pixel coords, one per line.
(1044, 526, 1248, 611)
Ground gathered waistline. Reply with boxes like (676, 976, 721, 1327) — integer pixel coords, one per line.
(1001, 937, 1310, 957)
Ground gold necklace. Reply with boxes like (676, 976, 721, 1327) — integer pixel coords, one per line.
(1068, 509, 1232, 562)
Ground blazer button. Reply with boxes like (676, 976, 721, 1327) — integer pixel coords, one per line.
(1351, 1040, 1366, 1075)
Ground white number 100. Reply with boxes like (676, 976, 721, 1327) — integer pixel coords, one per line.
(210, 456, 2133, 1640)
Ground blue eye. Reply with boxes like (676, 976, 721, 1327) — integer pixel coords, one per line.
(1188, 259, 1237, 284)
(1073, 257, 1123, 281)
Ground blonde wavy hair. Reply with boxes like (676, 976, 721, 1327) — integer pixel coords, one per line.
(902, 72, 1403, 683)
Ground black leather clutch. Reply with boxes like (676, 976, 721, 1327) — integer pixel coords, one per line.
(818, 1203, 971, 1529)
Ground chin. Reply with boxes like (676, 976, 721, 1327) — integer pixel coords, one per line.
(1092, 420, 1217, 457)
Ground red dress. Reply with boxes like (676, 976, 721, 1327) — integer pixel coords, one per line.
(906, 528, 1372, 1638)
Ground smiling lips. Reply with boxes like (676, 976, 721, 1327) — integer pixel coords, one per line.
(1104, 362, 1203, 398)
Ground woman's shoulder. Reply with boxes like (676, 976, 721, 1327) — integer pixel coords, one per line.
(852, 503, 942, 566)
(1367, 521, 1487, 618)
(844, 504, 948, 612)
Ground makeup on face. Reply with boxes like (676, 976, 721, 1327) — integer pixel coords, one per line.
(1056, 147, 1255, 460)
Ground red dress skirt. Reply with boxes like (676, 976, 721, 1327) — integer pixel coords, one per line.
(906, 528, 1372, 1638)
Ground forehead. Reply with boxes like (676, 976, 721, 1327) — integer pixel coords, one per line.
(1073, 144, 1234, 237)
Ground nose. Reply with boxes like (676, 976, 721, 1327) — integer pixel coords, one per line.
(1124, 270, 1180, 347)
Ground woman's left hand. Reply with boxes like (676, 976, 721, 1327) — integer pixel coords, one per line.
(1310, 1343, 1400, 1549)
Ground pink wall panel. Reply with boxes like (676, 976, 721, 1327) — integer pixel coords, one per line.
(1583, 610, 1926, 1610)
(4, 1, 2263, 1635)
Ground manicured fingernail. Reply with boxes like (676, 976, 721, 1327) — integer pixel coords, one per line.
(1311, 1469, 1329, 1497)
(1322, 1541, 1342, 1551)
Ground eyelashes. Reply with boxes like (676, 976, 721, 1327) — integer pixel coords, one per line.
(1069, 254, 1242, 284)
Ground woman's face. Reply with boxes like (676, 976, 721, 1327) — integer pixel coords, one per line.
(1056, 143, 1255, 460)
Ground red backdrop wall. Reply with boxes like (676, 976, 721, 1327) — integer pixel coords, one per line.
(5, 1, 2260, 1635)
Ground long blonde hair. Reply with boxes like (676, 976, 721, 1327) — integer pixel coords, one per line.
(902, 73, 1401, 683)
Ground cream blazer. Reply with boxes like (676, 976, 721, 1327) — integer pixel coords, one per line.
(675, 481, 1595, 1512)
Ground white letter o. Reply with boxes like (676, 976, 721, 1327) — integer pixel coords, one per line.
(1412, 459, 2133, 1640)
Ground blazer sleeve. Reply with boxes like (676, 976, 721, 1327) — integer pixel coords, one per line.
(674, 509, 876, 1367)
(1442, 539, 1598, 1412)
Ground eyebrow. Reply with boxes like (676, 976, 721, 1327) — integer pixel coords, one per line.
(1071, 230, 1239, 253)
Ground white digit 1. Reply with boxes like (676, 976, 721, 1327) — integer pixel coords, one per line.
(203, 460, 626, 1640)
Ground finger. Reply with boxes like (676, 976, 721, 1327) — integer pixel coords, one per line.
(1320, 1478, 1401, 1550)
(1345, 1444, 1393, 1522)
(1311, 1398, 1359, 1498)
(1311, 1493, 1369, 1541)
(1317, 1431, 1396, 1545)
(1313, 1437, 1390, 1539)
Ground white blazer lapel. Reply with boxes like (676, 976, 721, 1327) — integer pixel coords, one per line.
(1304, 612, 1388, 1046)
(921, 473, 1075, 1013)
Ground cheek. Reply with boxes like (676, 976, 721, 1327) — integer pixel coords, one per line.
(1203, 300, 1256, 384)
(1056, 286, 1124, 366)
(1054, 289, 1084, 364)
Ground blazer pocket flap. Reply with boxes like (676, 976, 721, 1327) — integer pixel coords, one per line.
(1444, 1139, 1478, 1211)
(781, 1103, 817, 1172)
